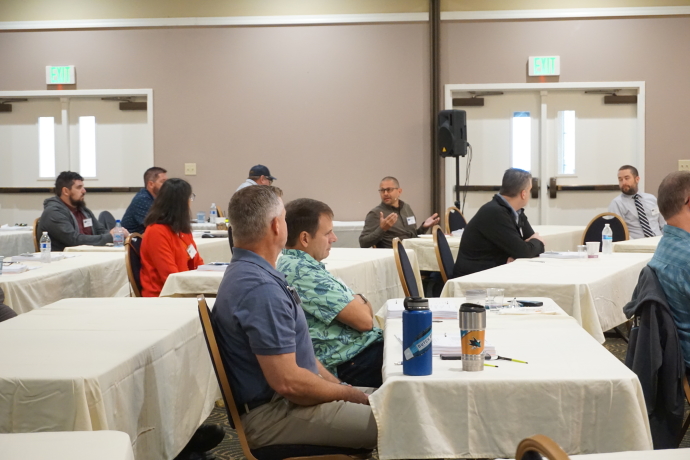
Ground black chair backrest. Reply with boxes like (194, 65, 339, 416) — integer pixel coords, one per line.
(582, 213, 629, 251)
(393, 239, 420, 297)
(433, 226, 454, 282)
(126, 234, 143, 297)
(447, 207, 467, 232)
(98, 211, 117, 230)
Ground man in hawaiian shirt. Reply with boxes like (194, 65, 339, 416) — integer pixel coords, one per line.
(278, 198, 384, 387)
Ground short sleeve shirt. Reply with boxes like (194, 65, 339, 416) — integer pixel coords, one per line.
(212, 248, 319, 407)
(277, 249, 383, 374)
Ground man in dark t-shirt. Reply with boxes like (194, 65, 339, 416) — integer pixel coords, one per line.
(212, 186, 376, 450)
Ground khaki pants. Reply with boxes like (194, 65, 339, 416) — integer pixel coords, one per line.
(241, 388, 377, 449)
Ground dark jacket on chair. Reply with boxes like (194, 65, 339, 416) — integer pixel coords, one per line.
(452, 194, 544, 277)
(624, 265, 686, 449)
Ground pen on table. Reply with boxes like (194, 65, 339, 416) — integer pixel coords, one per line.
(484, 363, 498, 368)
(497, 356, 528, 364)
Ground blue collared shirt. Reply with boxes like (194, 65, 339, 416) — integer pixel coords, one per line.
(121, 188, 154, 234)
(211, 248, 319, 406)
(648, 225, 690, 367)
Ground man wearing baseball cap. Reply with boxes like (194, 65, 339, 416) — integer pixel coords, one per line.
(235, 164, 277, 192)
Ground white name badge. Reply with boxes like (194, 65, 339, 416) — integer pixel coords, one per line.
(187, 244, 197, 259)
(83, 218, 93, 227)
(406, 216, 416, 226)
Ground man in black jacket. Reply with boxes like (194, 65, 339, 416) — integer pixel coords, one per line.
(453, 168, 544, 277)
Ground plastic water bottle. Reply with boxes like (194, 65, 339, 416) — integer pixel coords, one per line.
(602, 223, 613, 255)
(402, 296, 432, 376)
(40, 232, 51, 263)
(210, 203, 218, 224)
(113, 220, 125, 248)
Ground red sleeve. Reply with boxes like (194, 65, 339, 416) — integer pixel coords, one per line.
(140, 224, 183, 297)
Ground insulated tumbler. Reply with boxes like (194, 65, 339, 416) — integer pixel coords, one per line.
(459, 303, 486, 372)
(402, 296, 432, 376)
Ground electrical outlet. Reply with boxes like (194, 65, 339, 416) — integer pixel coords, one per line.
(184, 163, 197, 176)
(679, 160, 690, 172)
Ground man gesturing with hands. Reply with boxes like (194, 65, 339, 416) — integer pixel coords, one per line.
(359, 176, 439, 249)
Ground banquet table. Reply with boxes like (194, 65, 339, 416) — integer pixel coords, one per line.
(0, 431, 135, 460)
(191, 222, 224, 231)
(0, 298, 219, 460)
(64, 236, 232, 263)
(570, 449, 690, 459)
(331, 220, 365, 248)
(0, 229, 34, 258)
(1, 252, 128, 314)
(160, 247, 422, 313)
(441, 253, 652, 343)
(612, 235, 661, 253)
(370, 297, 652, 459)
(403, 225, 585, 271)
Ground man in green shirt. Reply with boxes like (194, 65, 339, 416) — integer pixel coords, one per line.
(278, 198, 384, 387)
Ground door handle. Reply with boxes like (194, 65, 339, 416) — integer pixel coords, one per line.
(531, 178, 539, 199)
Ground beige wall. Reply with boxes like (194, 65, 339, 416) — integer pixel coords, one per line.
(2, 15, 690, 225)
(442, 16, 690, 194)
(0, 24, 432, 222)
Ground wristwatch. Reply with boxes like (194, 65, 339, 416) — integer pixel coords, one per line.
(357, 293, 369, 304)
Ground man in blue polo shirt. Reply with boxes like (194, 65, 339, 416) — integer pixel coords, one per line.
(121, 166, 167, 234)
(212, 186, 376, 449)
(648, 171, 690, 372)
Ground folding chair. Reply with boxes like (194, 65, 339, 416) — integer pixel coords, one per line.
(197, 295, 372, 460)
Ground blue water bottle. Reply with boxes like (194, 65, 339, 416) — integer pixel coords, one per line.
(402, 296, 432, 376)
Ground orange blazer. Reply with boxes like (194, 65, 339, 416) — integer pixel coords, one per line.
(140, 223, 204, 297)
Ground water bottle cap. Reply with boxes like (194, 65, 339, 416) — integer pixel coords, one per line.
(403, 296, 429, 311)
(42, 231, 48, 235)
(116, 220, 121, 223)
(211, 203, 216, 206)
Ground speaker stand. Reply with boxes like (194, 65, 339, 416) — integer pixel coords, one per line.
(454, 155, 461, 209)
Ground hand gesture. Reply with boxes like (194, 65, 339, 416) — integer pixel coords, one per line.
(423, 213, 440, 228)
(379, 212, 398, 231)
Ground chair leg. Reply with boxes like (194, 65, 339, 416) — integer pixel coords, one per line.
(613, 326, 629, 343)
(678, 411, 690, 447)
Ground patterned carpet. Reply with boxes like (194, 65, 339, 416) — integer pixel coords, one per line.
(202, 336, 690, 459)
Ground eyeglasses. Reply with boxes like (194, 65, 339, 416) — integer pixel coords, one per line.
(190, 193, 196, 202)
(378, 188, 399, 194)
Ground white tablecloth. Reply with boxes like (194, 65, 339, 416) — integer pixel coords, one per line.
(0, 298, 219, 460)
(160, 248, 422, 313)
(0, 431, 135, 460)
(403, 225, 585, 271)
(612, 236, 661, 253)
(570, 449, 690, 459)
(370, 298, 652, 459)
(331, 221, 365, 248)
(441, 253, 652, 343)
(65, 237, 232, 263)
(0, 230, 34, 258)
(1, 253, 128, 314)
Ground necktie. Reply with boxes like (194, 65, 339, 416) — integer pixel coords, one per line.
(634, 194, 655, 238)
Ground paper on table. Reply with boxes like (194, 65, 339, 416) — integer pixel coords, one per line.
(12, 253, 69, 262)
(539, 251, 583, 259)
(394, 333, 496, 357)
(0, 224, 32, 231)
(197, 264, 229, 272)
(451, 229, 464, 237)
(387, 300, 458, 319)
(1, 263, 30, 274)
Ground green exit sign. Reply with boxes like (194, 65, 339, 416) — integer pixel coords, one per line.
(528, 56, 560, 76)
(45, 66, 75, 84)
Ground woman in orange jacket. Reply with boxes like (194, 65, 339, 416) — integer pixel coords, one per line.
(140, 178, 204, 297)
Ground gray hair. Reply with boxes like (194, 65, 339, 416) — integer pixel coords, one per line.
(228, 185, 284, 246)
(657, 171, 690, 220)
(499, 168, 532, 198)
(380, 176, 400, 187)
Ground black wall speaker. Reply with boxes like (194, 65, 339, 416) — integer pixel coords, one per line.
(438, 110, 467, 158)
